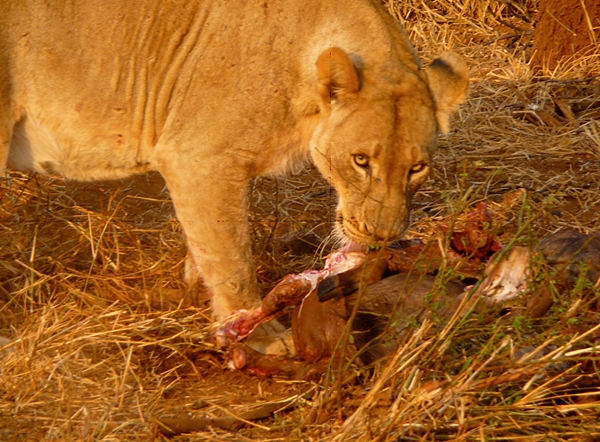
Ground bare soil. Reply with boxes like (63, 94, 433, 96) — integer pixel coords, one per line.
(532, 0, 600, 70)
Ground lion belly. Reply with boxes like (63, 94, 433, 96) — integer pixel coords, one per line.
(8, 115, 153, 181)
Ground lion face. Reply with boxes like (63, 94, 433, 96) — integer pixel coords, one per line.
(311, 96, 436, 245)
(310, 48, 468, 246)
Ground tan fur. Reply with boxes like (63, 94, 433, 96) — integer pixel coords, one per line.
(0, 0, 468, 321)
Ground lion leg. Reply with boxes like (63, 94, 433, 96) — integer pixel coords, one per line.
(183, 209, 289, 352)
(158, 164, 261, 319)
(155, 155, 291, 353)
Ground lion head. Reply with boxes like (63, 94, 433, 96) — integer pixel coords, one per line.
(310, 47, 468, 246)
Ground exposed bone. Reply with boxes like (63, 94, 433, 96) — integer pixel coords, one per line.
(470, 230, 600, 312)
(473, 246, 532, 303)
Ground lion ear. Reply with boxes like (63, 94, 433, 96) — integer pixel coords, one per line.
(425, 52, 469, 134)
(317, 47, 360, 106)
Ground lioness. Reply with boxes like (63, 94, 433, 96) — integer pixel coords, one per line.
(1, 1, 468, 329)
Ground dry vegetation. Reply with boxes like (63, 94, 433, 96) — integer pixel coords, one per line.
(2, 0, 600, 440)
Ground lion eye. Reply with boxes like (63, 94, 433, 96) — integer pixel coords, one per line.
(353, 154, 369, 168)
(409, 163, 427, 175)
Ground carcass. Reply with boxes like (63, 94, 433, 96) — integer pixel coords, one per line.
(222, 203, 500, 344)
(222, 203, 600, 378)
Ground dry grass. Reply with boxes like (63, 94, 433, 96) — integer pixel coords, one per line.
(2, 0, 600, 440)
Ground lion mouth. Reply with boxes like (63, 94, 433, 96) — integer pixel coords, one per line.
(336, 215, 399, 247)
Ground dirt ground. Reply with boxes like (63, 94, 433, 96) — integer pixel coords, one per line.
(532, 0, 600, 69)
(2, 1, 600, 441)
